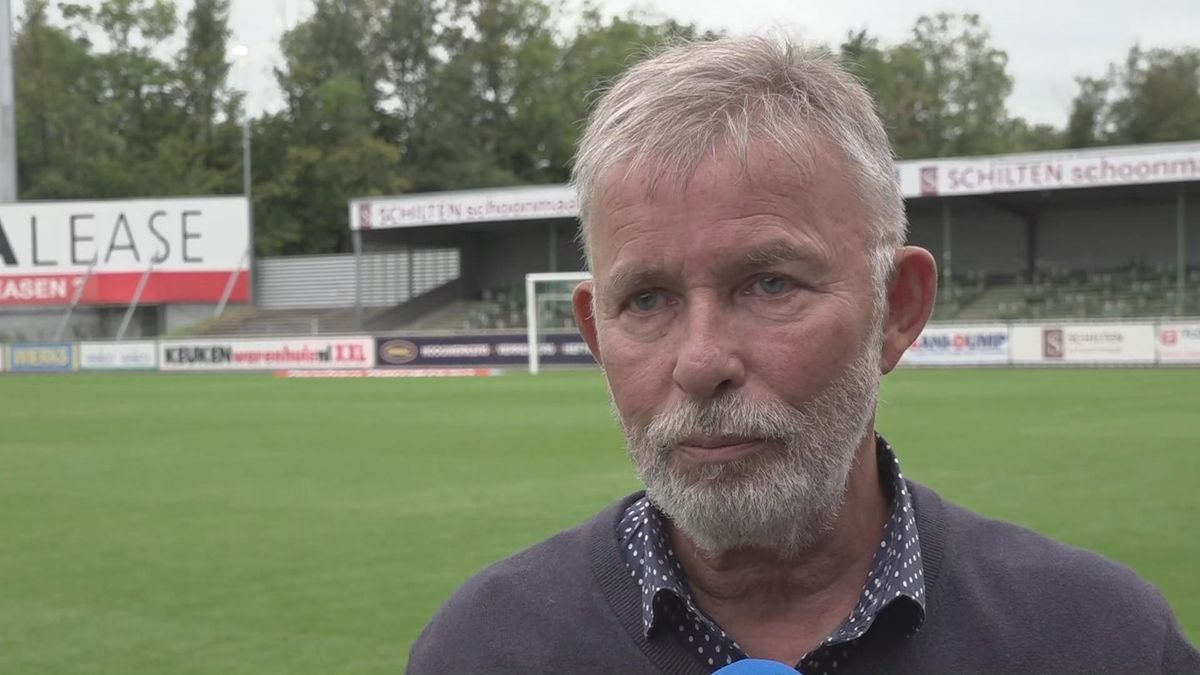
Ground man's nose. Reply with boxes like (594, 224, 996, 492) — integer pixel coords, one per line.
(672, 298, 745, 400)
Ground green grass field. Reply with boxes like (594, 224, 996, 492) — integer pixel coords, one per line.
(1, 369, 1196, 673)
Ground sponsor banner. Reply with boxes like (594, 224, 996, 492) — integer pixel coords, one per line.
(0, 270, 249, 306)
(897, 141, 1200, 198)
(351, 185, 577, 230)
(275, 368, 500, 378)
(1157, 323, 1200, 364)
(351, 142, 1199, 228)
(1011, 323, 1156, 364)
(79, 341, 158, 371)
(0, 197, 250, 305)
(374, 333, 595, 367)
(7, 342, 76, 372)
(901, 325, 1009, 365)
(159, 337, 374, 371)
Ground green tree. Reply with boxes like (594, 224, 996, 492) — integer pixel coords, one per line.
(842, 13, 1040, 158)
(255, 0, 403, 254)
(551, 8, 715, 181)
(1108, 46, 1200, 144)
(1066, 46, 1200, 147)
(373, 0, 442, 149)
(20, 0, 242, 198)
(175, 0, 240, 177)
(1005, 119, 1063, 153)
(13, 0, 128, 197)
(61, 0, 180, 186)
(1065, 76, 1110, 148)
(405, 0, 562, 189)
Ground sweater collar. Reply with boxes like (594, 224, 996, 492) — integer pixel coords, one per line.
(588, 477, 948, 675)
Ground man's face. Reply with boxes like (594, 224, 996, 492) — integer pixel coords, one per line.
(576, 142, 887, 555)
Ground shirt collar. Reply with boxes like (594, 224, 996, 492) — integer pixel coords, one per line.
(617, 433, 926, 645)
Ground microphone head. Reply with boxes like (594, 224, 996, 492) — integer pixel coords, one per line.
(712, 658, 802, 674)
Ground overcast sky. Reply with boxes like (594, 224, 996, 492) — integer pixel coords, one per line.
(215, 0, 1197, 125)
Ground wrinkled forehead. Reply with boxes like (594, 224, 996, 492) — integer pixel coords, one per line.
(583, 137, 865, 271)
(594, 135, 824, 213)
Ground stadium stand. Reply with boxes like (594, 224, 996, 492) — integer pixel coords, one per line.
(382, 263, 1200, 332)
(934, 264, 1200, 322)
(2, 142, 1195, 339)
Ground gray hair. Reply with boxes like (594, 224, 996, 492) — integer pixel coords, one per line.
(571, 35, 906, 294)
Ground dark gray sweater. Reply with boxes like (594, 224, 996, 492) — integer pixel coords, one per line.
(407, 483, 1200, 674)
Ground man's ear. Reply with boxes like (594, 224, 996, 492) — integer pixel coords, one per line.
(880, 246, 937, 374)
(572, 280, 602, 366)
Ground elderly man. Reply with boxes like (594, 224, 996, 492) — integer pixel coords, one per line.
(407, 36, 1199, 674)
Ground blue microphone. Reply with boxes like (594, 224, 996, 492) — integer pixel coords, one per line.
(712, 658, 801, 674)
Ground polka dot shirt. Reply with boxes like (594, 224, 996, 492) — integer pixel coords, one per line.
(617, 434, 926, 674)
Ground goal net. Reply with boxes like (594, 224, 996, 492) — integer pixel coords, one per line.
(524, 272, 592, 374)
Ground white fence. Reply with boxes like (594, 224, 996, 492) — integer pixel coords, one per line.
(257, 249, 460, 309)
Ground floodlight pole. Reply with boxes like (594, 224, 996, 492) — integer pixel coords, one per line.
(231, 46, 256, 306)
(0, 0, 18, 203)
(242, 110, 255, 304)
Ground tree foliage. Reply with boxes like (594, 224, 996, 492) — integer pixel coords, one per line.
(1067, 46, 1200, 147)
(841, 13, 1062, 158)
(10, 4, 1197, 254)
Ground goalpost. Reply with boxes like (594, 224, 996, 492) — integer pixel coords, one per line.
(525, 271, 592, 374)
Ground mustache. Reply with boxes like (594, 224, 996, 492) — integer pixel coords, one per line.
(637, 395, 810, 451)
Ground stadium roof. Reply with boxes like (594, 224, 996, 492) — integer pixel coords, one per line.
(349, 140, 1200, 232)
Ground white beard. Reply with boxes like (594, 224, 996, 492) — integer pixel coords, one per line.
(616, 332, 883, 558)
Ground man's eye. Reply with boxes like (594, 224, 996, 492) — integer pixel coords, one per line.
(755, 275, 793, 296)
(629, 291, 666, 313)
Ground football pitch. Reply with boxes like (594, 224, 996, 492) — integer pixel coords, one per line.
(1, 368, 1197, 674)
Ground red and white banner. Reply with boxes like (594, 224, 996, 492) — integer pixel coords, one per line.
(158, 337, 374, 371)
(1157, 323, 1200, 364)
(1010, 323, 1157, 365)
(897, 141, 1200, 198)
(0, 197, 250, 306)
(274, 367, 500, 378)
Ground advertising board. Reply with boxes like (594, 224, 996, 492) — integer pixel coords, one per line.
(159, 337, 374, 371)
(374, 333, 595, 367)
(275, 368, 500, 378)
(351, 142, 1200, 230)
(897, 142, 1200, 198)
(351, 185, 577, 230)
(1010, 323, 1156, 365)
(1157, 323, 1200, 364)
(79, 341, 158, 371)
(901, 325, 1009, 366)
(7, 343, 76, 372)
(0, 197, 250, 306)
